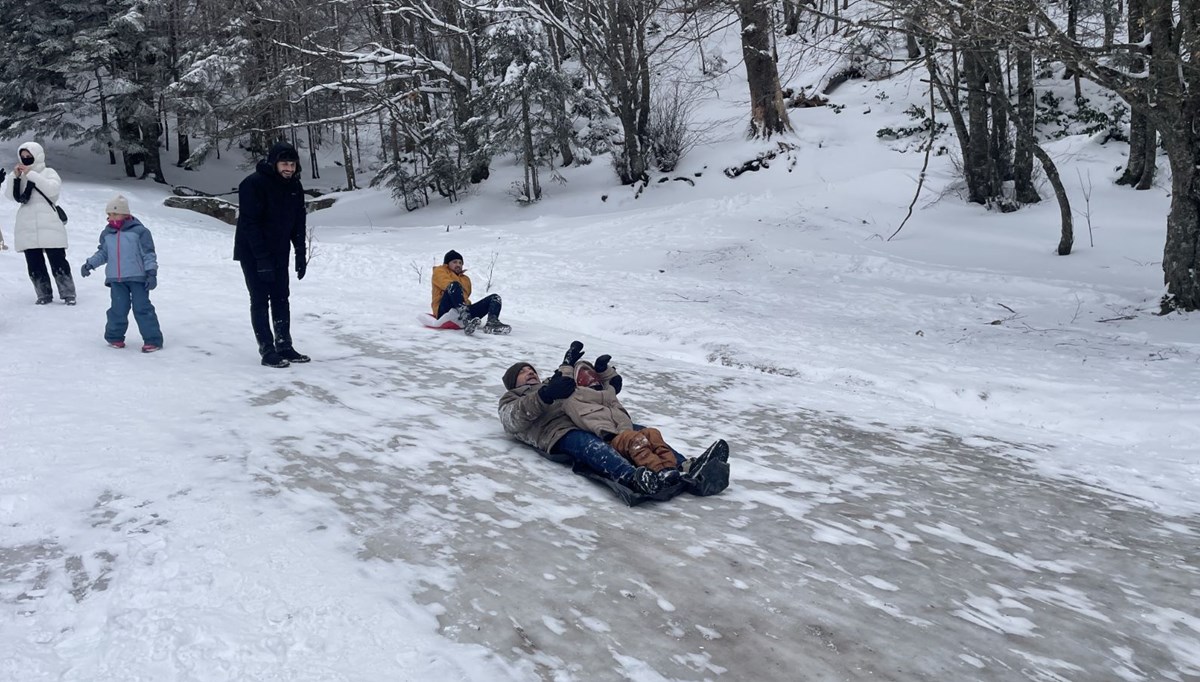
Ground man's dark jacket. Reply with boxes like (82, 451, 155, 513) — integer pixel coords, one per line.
(233, 142, 307, 271)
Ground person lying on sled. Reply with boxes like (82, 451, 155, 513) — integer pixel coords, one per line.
(497, 341, 728, 496)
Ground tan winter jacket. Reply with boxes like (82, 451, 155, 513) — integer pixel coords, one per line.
(498, 382, 578, 453)
(557, 361, 630, 439)
(498, 361, 628, 452)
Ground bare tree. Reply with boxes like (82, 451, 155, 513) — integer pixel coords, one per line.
(1115, 0, 1156, 190)
(737, 0, 792, 137)
(838, 0, 1200, 308)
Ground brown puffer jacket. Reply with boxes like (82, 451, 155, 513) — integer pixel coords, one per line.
(556, 361, 631, 439)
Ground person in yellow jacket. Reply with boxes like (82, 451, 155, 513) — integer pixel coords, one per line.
(431, 249, 511, 335)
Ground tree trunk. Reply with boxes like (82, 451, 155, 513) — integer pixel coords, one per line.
(94, 69, 116, 165)
(520, 87, 541, 201)
(985, 51, 1012, 186)
(617, 101, 647, 184)
(140, 118, 167, 184)
(925, 45, 971, 185)
(905, 24, 920, 60)
(1013, 41, 1039, 203)
(547, 37, 574, 167)
(1119, 112, 1149, 185)
(1032, 144, 1073, 254)
(738, 0, 792, 138)
(176, 129, 190, 168)
(390, 121, 401, 165)
(441, 0, 487, 184)
(1160, 135, 1200, 309)
(1103, 0, 1117, 47)
(636, 20, 652, 169)
(1066, 0, 1082, 98)
(963, 44, 993, 204)
(119, 117, 140, 178)
(305, 97, 320, 179)
(784, 1, 801, 35)
(1117, 0, 1148, 186)
(341, 123, 357, 190)
(1146, 0, 1200, 310)
(1136, 125, 1157, 190)
(609, 0, 650, 184)
(543, 0, 570, 62)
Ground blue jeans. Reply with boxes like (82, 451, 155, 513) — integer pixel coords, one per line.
(106, 281, 163, 346)
(436, 281, 501, 319)
(551, 426, 685, 480)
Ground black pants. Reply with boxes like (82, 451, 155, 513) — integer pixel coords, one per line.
(240, 259, 295, 354)
(436, 281, 501, 319)
(25, 248, 76, 302)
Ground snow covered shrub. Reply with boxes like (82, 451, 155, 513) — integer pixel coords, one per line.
(876, 104, 948, 141)
(1037, 90, 1130, 141)
(648, 82, 702, 172)
(843, 27, 893, 81)
(572, 146, 594, 166)
(572, 85, 618, 161)
(702, 48, 727, 77)
(376, 162, 428, 212)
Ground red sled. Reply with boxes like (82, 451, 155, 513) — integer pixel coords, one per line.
(417, 310, 463, 330)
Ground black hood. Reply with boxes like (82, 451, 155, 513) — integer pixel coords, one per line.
(258, 141, 302, 180)
(267, 141, 299, 165)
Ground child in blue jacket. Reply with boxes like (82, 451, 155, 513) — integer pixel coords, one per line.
(80, 195, 163, 352)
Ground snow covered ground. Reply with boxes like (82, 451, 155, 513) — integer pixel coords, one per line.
(2, 60, 1198, 681)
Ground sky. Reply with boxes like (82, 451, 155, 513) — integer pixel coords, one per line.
(2, 27, 1198, 682)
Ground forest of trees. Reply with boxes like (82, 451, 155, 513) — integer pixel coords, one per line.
(0, 0, 1197, 310)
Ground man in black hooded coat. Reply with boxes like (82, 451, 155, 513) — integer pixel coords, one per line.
(234, 141, 310, 367)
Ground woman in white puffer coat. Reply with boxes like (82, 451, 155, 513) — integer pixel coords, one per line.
(10, 141, 76, 304)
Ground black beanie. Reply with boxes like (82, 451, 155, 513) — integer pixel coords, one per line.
(444, 249, 463, 265)
(503, 362, 533, 391)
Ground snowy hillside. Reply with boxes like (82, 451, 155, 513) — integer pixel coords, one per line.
(3, 29, 1199, 682)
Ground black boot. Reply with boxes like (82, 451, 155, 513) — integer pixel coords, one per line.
(259, 340, 290, 368)
(482, 313, 511, 335)
(456, 304, 479, 336)
(279, 347, 310, 363)
(274, 317, 310, 363)
(619, 466, 662, 495)
(683, 439, 730, 496)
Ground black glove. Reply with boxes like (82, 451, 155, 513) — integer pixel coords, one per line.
(80, 263, 93, 278)
(563, 340, 584, 366)
(257, 264, 275, 282)
(145, 269, 157, 290)
(610, 375, 623, 395)
(538, 372, 577, 404)
(594, 354, 611, 373)
(296, 256, 307, 280)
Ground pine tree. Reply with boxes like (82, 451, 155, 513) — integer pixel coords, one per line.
(477, 13, 574, 202)
(0, 0, 107, 140)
